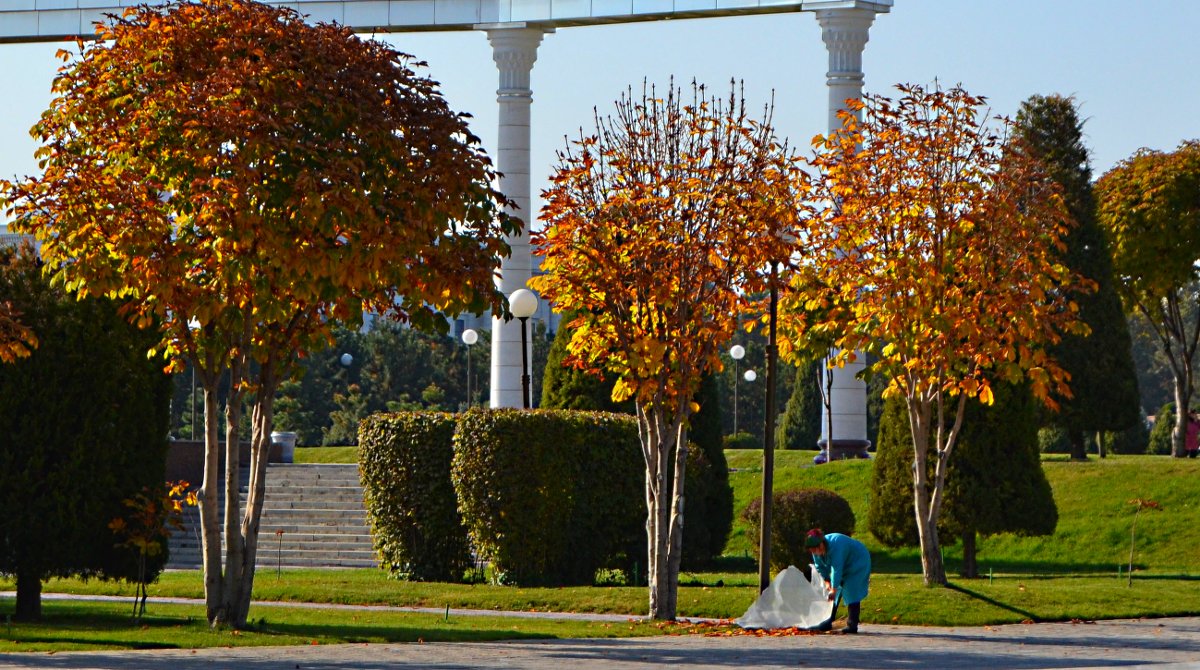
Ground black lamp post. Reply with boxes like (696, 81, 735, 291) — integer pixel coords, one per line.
(509, 289, 539, 409)
(462, 328, 478, 408)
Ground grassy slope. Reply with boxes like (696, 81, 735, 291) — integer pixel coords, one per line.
(725, 450, 1200, 576)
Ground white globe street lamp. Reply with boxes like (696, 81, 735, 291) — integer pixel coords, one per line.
(509, 289, 539, 409)
(744, 369, 757, 382)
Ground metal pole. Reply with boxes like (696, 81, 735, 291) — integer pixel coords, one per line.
(733, 359, 739, 435)
(758, 263, 779, 593)
(519, 316, 531, 409)
(466, 345, 472, 409)
(190, 365, 196, 440)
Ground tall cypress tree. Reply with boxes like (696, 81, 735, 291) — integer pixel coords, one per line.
(1015, 94, 1141, 459)
(540, 318, 632, 413)
(0, 247, 172, 620)
(775, 358, 822, 451)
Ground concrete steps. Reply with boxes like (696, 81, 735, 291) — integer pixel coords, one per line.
(167, 463, 379, 569)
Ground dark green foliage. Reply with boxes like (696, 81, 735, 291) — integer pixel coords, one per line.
(0, 247, 172, 620)
(540, 318, 632, 413)
(1148, 403, 1177, 456)
(742, 488, 855, 573)
(452, 409, 643, 586)
(941, 383, 1057, 540)
(723, 432, 758, 450)
(358, 412, 471, 582)
(271, 322, 492, 445)
(1038, 425, 1072, 454)
(681, 373, 733, 568)
(1015, 95, 1141, 457)
(868, 385, 1058, 559)
(1101, 419, 1150, 455)
(867, 397, 923, 547)
(776, 359, 821, 451)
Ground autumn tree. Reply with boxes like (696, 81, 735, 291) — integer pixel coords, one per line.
(531, 81, 803, 619)
(786, 83, 1084, 586)
(1014, 94, 1141, 459)
(4, 0, 514, 628)
(1096, 141, 1200, 457)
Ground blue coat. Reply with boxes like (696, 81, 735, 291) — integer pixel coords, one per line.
(812, 533, 871, 605)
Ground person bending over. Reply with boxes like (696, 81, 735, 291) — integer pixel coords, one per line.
(805, 528, 871, 634)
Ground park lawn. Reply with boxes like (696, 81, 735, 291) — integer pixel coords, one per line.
(0, 598, 684, 653)
(725, 451, 1200, 576)
(295, 446, 358, 463)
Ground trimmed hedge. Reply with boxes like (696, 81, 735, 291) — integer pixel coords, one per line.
(453, 409, 644, 586)
(742, 488, 856, 573)
(359, 412, 472, 582)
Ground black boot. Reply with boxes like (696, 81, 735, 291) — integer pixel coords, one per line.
(838, 602, 860, 634)
(810, 602, 837, 632)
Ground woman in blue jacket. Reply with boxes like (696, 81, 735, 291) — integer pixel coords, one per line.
(806, 528, 871, 633)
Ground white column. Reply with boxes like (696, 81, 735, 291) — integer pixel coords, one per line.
(816, 7, 877, 454)
(484, 25, 547, 408)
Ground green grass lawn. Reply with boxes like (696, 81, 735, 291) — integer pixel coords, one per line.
(4, 449, 1198, 652)
(0, 598, 682, 653)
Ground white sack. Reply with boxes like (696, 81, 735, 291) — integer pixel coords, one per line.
(735, 565, 832, 630)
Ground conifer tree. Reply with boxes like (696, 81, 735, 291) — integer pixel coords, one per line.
(775, 358, 822, 451)
(1015, 95, 1141, 460)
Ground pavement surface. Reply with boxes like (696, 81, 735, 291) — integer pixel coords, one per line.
(1, 599, 1200, 670)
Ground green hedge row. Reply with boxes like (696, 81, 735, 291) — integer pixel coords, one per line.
(359, 408, 644, 586)
(359, 412, 472, 582)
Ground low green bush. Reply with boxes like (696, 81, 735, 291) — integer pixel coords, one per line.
(1148, 403, 1178, 455)
(1038, 425, 1071, 453)
(359, 412, 472, 582)
(723, 432, 759, 450)
(452, 409, 643, 586)
(742, 488, 855, 573)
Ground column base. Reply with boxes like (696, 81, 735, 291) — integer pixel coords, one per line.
(814, 438, 872, 465)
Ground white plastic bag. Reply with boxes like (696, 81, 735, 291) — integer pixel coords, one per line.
(735, 565, 832, 630)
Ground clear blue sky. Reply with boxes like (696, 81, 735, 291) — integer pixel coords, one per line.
(2, 0, 1198, 225)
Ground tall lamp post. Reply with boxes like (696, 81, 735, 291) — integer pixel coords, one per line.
(509, 289, 539, 409)
(730, 344, 746, 434)
(462, 328, 479, 408)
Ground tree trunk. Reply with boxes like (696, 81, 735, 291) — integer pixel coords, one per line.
(220, 383, 247, 627)
(1068, 427, 1088, 461)
(229, 376, 279, 627)
(641, 403, 687, 621)
(1097, 431, 1106, 459)
(1172, 377, 1190, 458)
(14, 571, 41, 622)
(908, 399, 947, 586)
(960, 530, 977, 578)
(200, 383, 226, 627)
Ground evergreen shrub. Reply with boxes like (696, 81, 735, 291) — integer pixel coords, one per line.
(742, 488, 855, 573)
(681, 373, 733, 569)
(359, 412, 471, 582)
(1038, 425, 1072, 453)
(453, 409, 643, 586)
(723, 432, 759, 450)
(1148, 403, 1176, 455)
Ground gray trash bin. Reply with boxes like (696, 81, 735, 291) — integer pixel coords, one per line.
(270, 431, 298, 463)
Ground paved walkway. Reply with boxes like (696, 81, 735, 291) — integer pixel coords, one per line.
(1, 599, 1199, 670)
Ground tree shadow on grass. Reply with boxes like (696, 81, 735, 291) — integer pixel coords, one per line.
(254, 621, 555, 644)
(945, 582, 1040, 622)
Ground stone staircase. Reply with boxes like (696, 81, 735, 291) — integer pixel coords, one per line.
(167, 463, 379, 569)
